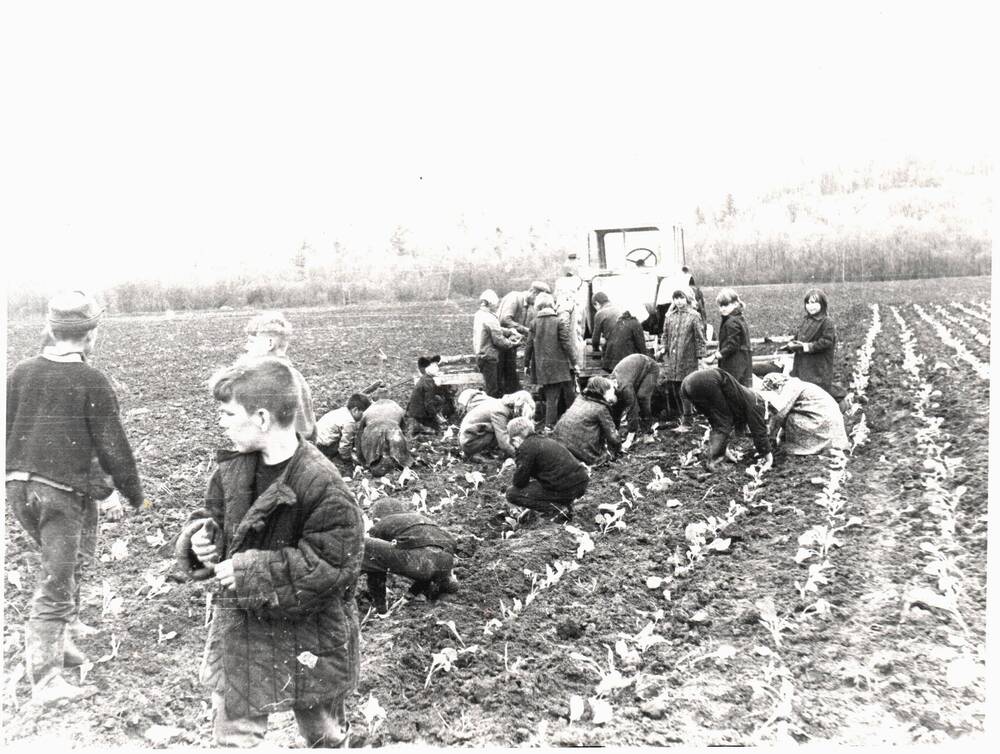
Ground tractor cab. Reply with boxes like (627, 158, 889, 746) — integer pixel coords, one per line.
(569, 225, 689, 337)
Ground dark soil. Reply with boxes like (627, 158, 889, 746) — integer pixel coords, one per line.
(3, 276, 989, 747)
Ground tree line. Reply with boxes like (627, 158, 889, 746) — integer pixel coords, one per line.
(7, 159, 990, 317)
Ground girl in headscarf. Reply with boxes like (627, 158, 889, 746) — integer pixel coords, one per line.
(759, 372, 849, 454)
(786, 288, 837, 394)
(553, 376, 622, 465)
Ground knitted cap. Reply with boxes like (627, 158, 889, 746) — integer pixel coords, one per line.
(47, 291, 103, 331)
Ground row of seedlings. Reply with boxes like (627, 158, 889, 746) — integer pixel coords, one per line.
(911, 304, 990, 380)
(749, 304, 882, 741)
(792, 304, 882, 615)
(949, 301, 991, 326)
(933, 305, 990, 349)
(891, 307, 983, 693)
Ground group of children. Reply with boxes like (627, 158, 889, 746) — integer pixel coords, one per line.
(6, 281, 845, 746)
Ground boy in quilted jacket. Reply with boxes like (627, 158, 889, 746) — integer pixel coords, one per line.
(175, 357, 364, 747)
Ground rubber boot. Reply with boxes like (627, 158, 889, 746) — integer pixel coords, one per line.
(702, 429, 729, 471)
(63, 634, 89, 667)
(69, 618, 100, 638)
(435, 571, 460, 595)
(26, 622, 96, 705)
(366, 572, 388, 614)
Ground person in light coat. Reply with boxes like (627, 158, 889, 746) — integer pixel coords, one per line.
(457, 389, 536, 461)
(658, 288, 706, 428)
(759, 372, 849, 454)
(472, 290, 520, 398)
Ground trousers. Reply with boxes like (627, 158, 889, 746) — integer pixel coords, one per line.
(614, 372, 658, 432)
(8, 480, 99, 682)
(211, 691, 348, 748)
(497, 348, 520, 396)
(542, 381, 576, 428)
(664, 380, 694, 420)
(477, 355, 501, 398)
(362, 539, 454, 582)
(505, 479, 587, 514)
(459, 423, 497, 458)
(7, 480, 97, 625)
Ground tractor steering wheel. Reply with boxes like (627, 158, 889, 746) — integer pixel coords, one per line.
(625, 247, 658, 267)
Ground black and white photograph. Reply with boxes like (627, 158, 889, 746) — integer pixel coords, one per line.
(2, 1, 992, 748)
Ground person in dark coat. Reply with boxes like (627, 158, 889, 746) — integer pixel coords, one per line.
(176, 357, 364, 747)
(406, 355, 445, 435)
(524, 292, 577, 428)
(785, 288, 837, 394)
(362, 499, 459, 613)
(553, 376, 622, 465)
(7, 291, 144, 705)
(680, 368, 772, 473)
(505, 417, 590, 520)
(589, 292, 622, 354)
(601, 306, 647, 372)
(610, 353, 661, 434)
(354, 399, 414, 476)
(708, 288, 752, 387)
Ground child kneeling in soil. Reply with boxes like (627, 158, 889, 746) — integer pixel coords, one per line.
(505, 417, 589, 521)
(363, 499, 459, 613)
(315, 392, 372, 463)
(174, 357, 364, 748)
(354, 398, 415, 476)
(405, 355, 446, 435)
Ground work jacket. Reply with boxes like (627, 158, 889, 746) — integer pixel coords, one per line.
(524, 308, 575, 385)
(189, 439, 364, 718)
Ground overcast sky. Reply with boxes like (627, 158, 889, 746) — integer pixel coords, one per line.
(2, 1, 993, 291)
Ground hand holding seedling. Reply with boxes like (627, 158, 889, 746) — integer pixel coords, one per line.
(191, 524, 220, 566)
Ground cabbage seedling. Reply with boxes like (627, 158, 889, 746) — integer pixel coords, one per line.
(755, 597, 793, 648)
(361, 693, 387, 736)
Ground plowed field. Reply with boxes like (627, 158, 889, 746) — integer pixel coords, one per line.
(3, 276, 990, 747)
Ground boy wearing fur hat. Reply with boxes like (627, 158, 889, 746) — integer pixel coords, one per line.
(362, 499, 459, 613)
(6, 291, 145, 704)
(175, 357, 363, 747)
(315, 392, 372, 462)
(243, 311, 317, 441)
(405, 355, 445, 435)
